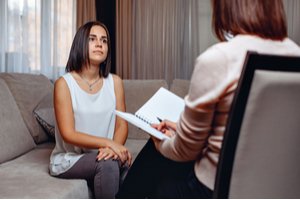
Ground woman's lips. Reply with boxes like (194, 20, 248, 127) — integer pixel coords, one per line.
(93, 50, 103, 54)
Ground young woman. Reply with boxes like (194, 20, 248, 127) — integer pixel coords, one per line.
(117, 0, 300, 198)
(49, 21, 132, 198)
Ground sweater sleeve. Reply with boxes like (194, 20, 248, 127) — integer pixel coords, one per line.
(156, 47, 229, 161)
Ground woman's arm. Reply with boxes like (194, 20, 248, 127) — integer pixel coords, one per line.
(54, 77, 129, 162)
(112, 74, 128, 145)
(153, 48, 229, 162)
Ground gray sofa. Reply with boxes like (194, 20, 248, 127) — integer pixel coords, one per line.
(0, 73, 189, 198)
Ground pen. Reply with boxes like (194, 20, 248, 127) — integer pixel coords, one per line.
(157, 117, 162, 122)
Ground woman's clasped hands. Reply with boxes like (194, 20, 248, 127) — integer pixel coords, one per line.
(97, 142, 132, 166)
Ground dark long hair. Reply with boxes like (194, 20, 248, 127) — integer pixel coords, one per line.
(212, 0, 287, 41)
(65, 21, 111, 77)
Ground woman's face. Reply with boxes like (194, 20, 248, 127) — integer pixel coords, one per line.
(88, 25, 108, 66)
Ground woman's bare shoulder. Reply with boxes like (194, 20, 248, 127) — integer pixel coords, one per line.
(111, 74, 122, 83)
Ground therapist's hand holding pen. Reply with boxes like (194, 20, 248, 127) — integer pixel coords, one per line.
(151, 119, 176, 138)
(151, 119, 176, 149)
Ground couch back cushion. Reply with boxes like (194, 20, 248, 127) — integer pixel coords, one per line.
(0, 79, 36, 164)
(0, 73, 54, 144)
(123, 79, 168, 139)
(169, 79, 190, 98)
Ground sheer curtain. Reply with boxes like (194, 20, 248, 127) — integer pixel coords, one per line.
(116, 0, 300, 83)
(0, 0, 76, 80)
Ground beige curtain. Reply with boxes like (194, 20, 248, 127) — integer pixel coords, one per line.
(76, 0, 96, 30)
(116, 0, 133, 79)
(116, 0, 300, 82)
(116, 0, 216, 83)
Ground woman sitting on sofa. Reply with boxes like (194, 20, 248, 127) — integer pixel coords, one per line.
(49, 21, 132, 198)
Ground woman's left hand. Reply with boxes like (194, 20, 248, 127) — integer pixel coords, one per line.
(97, 147, 118, 161)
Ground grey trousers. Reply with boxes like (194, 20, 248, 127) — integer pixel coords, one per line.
(57, 152, 121, 198)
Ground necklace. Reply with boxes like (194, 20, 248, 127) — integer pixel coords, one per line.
(79, 74, 101, 91)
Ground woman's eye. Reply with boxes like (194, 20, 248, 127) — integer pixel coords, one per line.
(102, 39, 108, 43)
(89, 37, 95, 41)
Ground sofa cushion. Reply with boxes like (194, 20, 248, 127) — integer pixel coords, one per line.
(34, 90, 54, 109)
(0, 79, 36, 164)
(125, 138, 148, 162)
(123, 79, 168, 139)
(0, 73, 54, 143)
(170, 79, 190, 98)
(0, 147, 90, 198)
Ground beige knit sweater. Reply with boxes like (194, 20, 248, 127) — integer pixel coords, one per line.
(157, 34, 300, 190)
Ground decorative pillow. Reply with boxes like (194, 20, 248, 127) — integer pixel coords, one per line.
(33, 108, 55, 139)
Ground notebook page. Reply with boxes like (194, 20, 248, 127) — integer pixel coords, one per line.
(135, 87, 185, 123)
(115, 110, 170, 140)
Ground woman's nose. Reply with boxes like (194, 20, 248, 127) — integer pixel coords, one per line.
(96, 41, 102, 48)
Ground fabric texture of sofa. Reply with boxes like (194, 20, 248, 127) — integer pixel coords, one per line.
(0, 73, 189, 198)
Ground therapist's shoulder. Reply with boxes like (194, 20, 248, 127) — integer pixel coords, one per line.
(194, 42, 229, 71)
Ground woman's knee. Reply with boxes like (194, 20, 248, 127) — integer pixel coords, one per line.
(95, 159, 120, 174)
(93, 159, 120, 198)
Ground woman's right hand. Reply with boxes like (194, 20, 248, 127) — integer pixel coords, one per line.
(97, 147, 118, 161)
(151, 119, 177, 137)
(108, 141, 132, 166)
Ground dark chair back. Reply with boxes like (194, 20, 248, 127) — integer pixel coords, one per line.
(213, 52, 300, 198)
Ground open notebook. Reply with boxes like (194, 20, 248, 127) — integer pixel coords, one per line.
(115, 87, 185, 140)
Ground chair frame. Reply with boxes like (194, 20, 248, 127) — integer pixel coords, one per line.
(213, 51, 300, 198)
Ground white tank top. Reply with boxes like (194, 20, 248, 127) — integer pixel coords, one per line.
(49, 73, 116, 176)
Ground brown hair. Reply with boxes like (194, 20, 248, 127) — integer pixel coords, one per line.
(66, 21, 111, 78)
(212, 0, 287, 41)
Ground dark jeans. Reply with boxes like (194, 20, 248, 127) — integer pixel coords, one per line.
(57, 152, 122, 199)
(116, 139, 213, 199)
